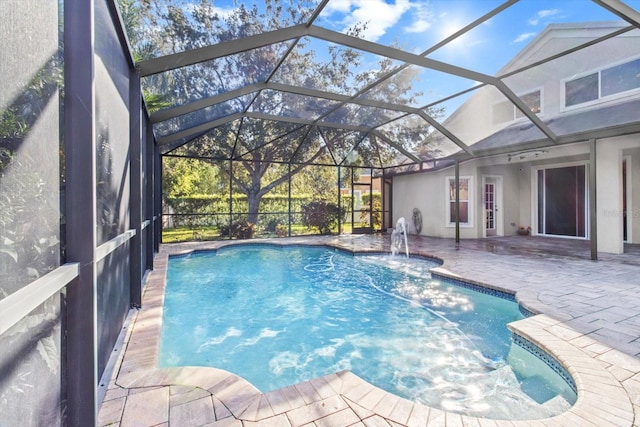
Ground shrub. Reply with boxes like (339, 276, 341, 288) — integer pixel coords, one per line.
(301, 201, 342, 235)
(219, 219, 255, 239)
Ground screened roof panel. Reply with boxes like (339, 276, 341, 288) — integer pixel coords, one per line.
(129, 0, 320, 59)
(291, 127, 336, 165)
(357, 64, 479, 108)
(375, 114, 462, 160)
(233, 117, 304, 157)
(168, 120, 241, 159)
(313, 0, 506, 54)
(154, 94, 255, 138)
(318, 127, 367, 164)
(425, 85, 549, 149)
(426, 0, 635, 75)
(248, 89, 343, 120)
(321, 103, 405, 128)
(120, 0, 640, 170)
(269, 36, 404, 97)
(141, 41, 292, 109)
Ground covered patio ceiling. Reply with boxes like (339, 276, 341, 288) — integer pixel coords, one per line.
(122, 0, 640, 173)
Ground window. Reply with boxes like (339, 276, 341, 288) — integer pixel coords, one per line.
(492, 90, 541, 124)
(515, 91, 542, 118)
(602, 58, 640, 97)
(564, 58, 640, 108)
(565, 73, 598, 107)
(446, 176, 472, 227)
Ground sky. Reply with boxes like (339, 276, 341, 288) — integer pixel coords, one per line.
(203, 0, 638, 101)
(176, 0, 638, 116)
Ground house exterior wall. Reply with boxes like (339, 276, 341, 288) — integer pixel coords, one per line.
(393, 136, 640, 254)
(626, 146, 640, 244)
(597, 134, 640, 252)
(393, 164, 482, 238)
(392, 23, 640, 253)
(440, 23, 639, 151)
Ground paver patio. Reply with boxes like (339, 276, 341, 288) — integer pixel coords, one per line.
(98, 235, 640, 426)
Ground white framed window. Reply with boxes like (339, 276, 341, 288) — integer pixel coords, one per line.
(445, 176, 473, 227)
(492, 89, 542, 125)
(563, 56, 640, 109)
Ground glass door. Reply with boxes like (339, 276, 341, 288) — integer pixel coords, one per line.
(537, 165, 587, 238)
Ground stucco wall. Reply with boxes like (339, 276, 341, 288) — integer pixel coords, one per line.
(394, 160, 523, 238)
(393, 162, 477, 238)
(476, 162, 522, 236)
(393, 136, 640, 249)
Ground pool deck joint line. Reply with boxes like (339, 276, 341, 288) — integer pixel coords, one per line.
(98, 235, 640, 427)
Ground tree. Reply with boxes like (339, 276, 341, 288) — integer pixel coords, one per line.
(124, 0, 444, 224)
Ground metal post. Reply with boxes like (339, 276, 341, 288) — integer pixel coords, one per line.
(64, 0, 98, 423)
(154, 142, 162, 250)
(351, 168, 355, 232)
(455, 160, 460, 244)
(228, 160, 233, 239)
(337, 167, 342, 234)
(368, 168, 373, 232)
(129, 70, 142, 308)
(288, 163, 292, 237)
(590, 138, 598, 260)
(145, 120, 155, 268)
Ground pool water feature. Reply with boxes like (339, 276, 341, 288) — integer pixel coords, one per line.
(160, 245, 576, 420)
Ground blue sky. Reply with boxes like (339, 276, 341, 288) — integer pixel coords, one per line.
(207, 0, 638, 92)
(313, 0, 639, 73)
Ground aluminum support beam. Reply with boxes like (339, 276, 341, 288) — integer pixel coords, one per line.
(138, 25, 308, 77)
(129, 70, 143, 308)
(64, 0, 98, 423)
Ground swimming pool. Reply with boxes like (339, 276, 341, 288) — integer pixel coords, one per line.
(160, 244, 576, 420)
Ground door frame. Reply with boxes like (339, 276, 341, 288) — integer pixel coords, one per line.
(624, 155, 632, 243)
(351, 169, 373, 234)
(531, 161, 590, 239)
(482, 175, 503, 238)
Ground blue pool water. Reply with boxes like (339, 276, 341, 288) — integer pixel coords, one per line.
(160, 245, 576, 419)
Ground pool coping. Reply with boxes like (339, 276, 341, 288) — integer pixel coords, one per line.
(99, 238, 640, 426)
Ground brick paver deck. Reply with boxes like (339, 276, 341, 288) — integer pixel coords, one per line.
(98, 235, 640, 426)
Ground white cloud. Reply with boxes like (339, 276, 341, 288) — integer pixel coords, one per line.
(513, 32, 537, 43)
(405, 2, 433, 33)
(325, 0, 353, 14)
(328, 0, 413, 42)
(528, 9, 561, 25)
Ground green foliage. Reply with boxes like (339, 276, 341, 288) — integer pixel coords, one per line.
(360, 193, 383, 230)
(163, 157, 219, 198)
(219, 219, 255, 239)
(0, 149, 59, 295)
(301, 201, 343, 235)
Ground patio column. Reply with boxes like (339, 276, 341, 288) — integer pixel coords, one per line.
(590, 139, 598, 260)
(596, 139, 624, 254)
(455, 160, 460, 243)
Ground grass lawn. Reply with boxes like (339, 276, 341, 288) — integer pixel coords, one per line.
(162, 224, 332, 243)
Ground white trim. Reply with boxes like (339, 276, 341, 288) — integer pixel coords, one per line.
(0, 263, 80, 336)
(95, 229, 136, 263)
(624, 155, 632, 243)
(482, 175, 503, 238)
(444, 175, 474, 228)
(560, 54, 640, 112)
(141, 219, 151, 230)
